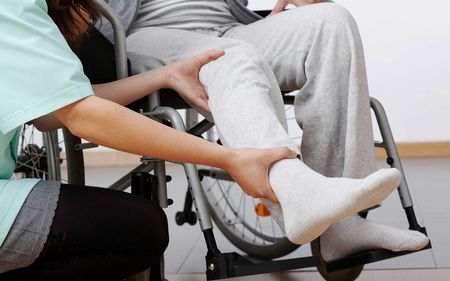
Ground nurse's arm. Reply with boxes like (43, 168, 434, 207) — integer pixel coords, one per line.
(32, 66, 167, 131)
(33, 64, 168, 131)
(53, 95, 295, 203)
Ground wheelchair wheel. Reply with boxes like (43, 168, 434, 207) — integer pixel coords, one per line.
(201, 169, 299, 259)
(310, 239, 364, 281)
(14, 124, 84, 184)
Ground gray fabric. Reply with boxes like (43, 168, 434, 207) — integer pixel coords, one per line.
(0, 181, 60, 273)
(97, 0, 261, 42)
(225, 0, 262, 24)
(127, 52, 166, 74)
(220, 3, 376, 178)
(126, 4, 377, 226)
(131, 0, 240, 31)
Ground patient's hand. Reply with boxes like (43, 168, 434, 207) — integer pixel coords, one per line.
(269, 0, 325, 17)
(225, 147, 297, 203)
(165, 50, 225, 113)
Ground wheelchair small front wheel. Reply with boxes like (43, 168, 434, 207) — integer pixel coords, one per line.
(175, 211, 197, 226)
(310, 239, 364, 281)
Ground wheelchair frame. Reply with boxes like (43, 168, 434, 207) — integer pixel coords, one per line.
(81, 1, 432, 280)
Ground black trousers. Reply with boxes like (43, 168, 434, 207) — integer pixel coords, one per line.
(0, 184, 169, 281)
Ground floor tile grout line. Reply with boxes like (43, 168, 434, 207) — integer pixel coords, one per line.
(176, 232, 203, 274)
(415, 201, 439, 268)
(414, 202, 439, 268)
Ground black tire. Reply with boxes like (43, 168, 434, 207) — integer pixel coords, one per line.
(310, 239, 364, 281)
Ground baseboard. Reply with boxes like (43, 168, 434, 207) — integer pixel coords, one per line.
(73, 150, 141, 167)
(71, 142, 450, 167)
(375, 141, 450, 159)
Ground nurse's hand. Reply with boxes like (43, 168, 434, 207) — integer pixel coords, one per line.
(164, 50, 225, 114)
(269, 0, 324, 17)
(225, 147, 298, 203)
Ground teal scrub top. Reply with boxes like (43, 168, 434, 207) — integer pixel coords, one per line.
(0, 0, 94, 247)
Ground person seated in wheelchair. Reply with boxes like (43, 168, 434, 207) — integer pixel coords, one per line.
(0, 1, 300, 280)
(96, 0, 430, 262)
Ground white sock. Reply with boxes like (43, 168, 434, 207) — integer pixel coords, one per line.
(267, 158, 401, 245)
(320, 215, 430, 262)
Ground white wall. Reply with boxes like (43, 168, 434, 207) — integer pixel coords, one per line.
(249, 0, 450, 142)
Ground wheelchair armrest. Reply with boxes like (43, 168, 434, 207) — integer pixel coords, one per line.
(94, 0, 128, 79)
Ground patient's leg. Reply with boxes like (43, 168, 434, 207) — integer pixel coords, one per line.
(197, 41, 403, 244)
(224, 3, 428, 254)
(127, 27, 402, 244)
(224, 3, 376, 178)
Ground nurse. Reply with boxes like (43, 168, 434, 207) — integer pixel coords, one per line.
(0, 0, 296, 280)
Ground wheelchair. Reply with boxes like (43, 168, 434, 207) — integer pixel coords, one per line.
(14, 2, 431, 280)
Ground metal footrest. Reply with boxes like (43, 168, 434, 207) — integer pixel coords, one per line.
(205, 252, 319, 280)
(326, 227, 431, 272)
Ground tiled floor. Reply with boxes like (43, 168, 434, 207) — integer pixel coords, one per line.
(166, 268, 450, 281)
(79, 157, 450, 276)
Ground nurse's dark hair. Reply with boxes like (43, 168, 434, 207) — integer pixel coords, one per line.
(46, 0, 100, 49)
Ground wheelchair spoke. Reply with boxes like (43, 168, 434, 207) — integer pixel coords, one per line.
(15, 125, 66, 182)
(233, 193, 245, 226)
(251, 199, 265, 244)
(206, 179, 218, 193)
(243, 196, 246, 238)
(15, 149, 46, 170)
(215, 181, 228, 206)
(205, 174, 287, 242)
(271, 214, 276, 240)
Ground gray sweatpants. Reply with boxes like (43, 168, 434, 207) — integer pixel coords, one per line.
(127, 3, 376, 179)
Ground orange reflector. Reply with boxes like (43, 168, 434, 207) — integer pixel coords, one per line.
(255, 203, 271, 217)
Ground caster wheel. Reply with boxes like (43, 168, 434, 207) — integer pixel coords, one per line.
(186, 212, 197, 225)
(175, 212, 185, 225)
(311, 239, 364, 281)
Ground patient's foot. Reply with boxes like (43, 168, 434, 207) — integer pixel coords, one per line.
(268, 159, 401, 244)
(320, 215, 430, 262)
